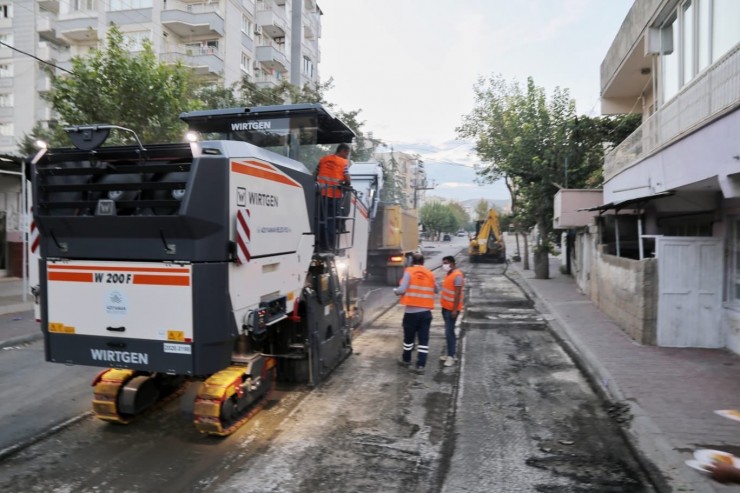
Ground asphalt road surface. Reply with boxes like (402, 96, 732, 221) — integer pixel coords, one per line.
(0, 238, 654, 492)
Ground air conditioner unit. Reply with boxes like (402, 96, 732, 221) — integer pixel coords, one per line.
(253, 62, 260, 70)
(254, 25, 262, 35)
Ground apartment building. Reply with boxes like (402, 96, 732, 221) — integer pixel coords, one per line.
(561, 0, 739, 352)
(0, 0, 322, 278)
(1, 0, 322, 155)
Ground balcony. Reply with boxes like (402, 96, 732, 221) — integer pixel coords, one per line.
(55, 16, 99, 42)
(256, 0, 288, 38)
(37, 74, 52, 93)
(160, 45, 224, 77)
(38, 0, 60, 14)
(161, 1, 225, 38)
(37, 41, 67, 62)
(252, 72, 280, 88)
(255, 44, 288, 71)
(604, 44, 740, 181)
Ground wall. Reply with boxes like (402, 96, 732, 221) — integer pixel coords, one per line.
(591, 249, 658, 344)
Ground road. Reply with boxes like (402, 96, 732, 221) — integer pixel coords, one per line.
(0, 236, 654, 492)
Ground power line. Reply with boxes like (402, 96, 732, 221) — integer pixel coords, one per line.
(0, 41, 73, 74)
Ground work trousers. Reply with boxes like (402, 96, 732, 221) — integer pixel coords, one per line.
(441, 308, 459, 357)
(401, 310, 432, 368)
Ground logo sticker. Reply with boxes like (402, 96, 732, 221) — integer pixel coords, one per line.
(105, 290, 128, 317)
(237, 187, 247, 206)
(164, 343, 191, 355)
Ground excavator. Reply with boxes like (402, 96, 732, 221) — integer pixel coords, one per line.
(469, 209, 506, 263)
(29, 104, 358, 436)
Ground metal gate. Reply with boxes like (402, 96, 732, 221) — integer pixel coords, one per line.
(657, 237, 723, 347)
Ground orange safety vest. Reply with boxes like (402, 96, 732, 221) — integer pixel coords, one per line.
(317, 154, 348, 198)
(441, 268, 464, 311)
(400, 265, 436, 309)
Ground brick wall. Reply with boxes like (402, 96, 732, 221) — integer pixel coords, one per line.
(590, 250, 658, 345)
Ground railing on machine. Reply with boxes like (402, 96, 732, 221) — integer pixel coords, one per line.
(314, 183, 356, 255)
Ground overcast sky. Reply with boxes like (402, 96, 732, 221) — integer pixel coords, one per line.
(317, 0, 635, 202)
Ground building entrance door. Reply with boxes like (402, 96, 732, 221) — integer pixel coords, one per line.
(657, 237, 723, 347)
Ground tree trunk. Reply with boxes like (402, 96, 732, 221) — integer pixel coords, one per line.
(523, 234, 530, 270)
(534, 217, 550, 279)
(512, 232, 521, 262)
(534, 251, 549, 279)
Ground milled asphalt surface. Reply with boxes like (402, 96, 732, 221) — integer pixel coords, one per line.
(3, 236, 740, 492)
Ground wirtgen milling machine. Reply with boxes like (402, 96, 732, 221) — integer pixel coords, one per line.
(30, 104, 356, 435)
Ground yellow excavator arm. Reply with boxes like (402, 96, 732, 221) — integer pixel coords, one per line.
(469, 209, 505, 262)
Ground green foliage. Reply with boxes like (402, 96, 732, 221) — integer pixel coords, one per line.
(474, 199, 490, 220)
(378, 152, 407, 205)
(420, 201, 467, 238)
(458, 74, 640, 251)
(42, 26, 199, 146)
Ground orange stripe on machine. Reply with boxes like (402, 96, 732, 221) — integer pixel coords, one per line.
(133, 274, 191, 286)
(48, 272, 93, 283)
(231, 161, 300, 187)
(48, 265, 189, 273)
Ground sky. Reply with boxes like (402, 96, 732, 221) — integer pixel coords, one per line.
(317, 0, 635, 202)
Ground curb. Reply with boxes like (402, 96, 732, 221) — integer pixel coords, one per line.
(0, 332, 43, 350)
(505, 264, 716, 493)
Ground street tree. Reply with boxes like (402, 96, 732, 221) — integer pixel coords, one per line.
(378, 152, 407, 206)
(37, 26, 199, 148)
(420, 202, 466, 239)
(459, 75, 639, 278)
(474, 199, 490, 220)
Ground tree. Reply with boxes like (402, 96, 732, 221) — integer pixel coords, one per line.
(378, 152, 406, 205)
(420, 202, 466, 239)
(40, 26, 199, 147)
(458, 75, 575, 278)
(474, 199, 490, 221)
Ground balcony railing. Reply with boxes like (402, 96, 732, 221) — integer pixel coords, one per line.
(604, 44, 740, 181)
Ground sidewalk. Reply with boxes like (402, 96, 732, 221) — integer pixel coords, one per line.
(0, 278, 39, 349)
(507, 254, 740, 493)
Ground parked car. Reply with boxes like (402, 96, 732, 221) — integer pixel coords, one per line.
(457, 231, 466, 237)
(443, 234, 451, 241)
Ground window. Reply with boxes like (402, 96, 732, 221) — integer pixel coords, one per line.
(0, 93, 12, 107)
(240, 52, 251, 73)
(0, 63, 12, 78)
(0, 3, 11, 18)
(712, 0, 740, 62)
(302, 56, 313, 77)
(72, 0, 97, 11)
(0, 122, 13, 136)
(732, 218, 740, 306)
(681, 1, 695, 84)
(661, 16, 680, 102)
(0, 33, 13, 45)
(241, 15, 253, 36)
(109, 0, 152, 10)
(123, 31, 151, 51)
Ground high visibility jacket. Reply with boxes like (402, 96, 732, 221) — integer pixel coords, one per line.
(400, 265, 436, 309)
(317, 154, 348, 198)
(441, 268, 464, 311)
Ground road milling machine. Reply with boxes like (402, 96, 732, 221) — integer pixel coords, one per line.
(469, 209, 506, 263)
(29, 104, 358, 435)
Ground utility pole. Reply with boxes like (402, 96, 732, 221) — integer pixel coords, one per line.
(412, 162, 434, 209)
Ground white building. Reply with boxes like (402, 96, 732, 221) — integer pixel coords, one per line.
(0, 0, 323, 154)
(560, 0, 739, 352)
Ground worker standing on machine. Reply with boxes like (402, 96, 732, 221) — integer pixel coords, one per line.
(315, 143, 351, 249)
(394, 253, 438, 374)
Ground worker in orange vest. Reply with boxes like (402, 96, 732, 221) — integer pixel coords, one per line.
(315, 144, 351, 249)
(394, 253, 438, 374)
(439, 255, 464, 367)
